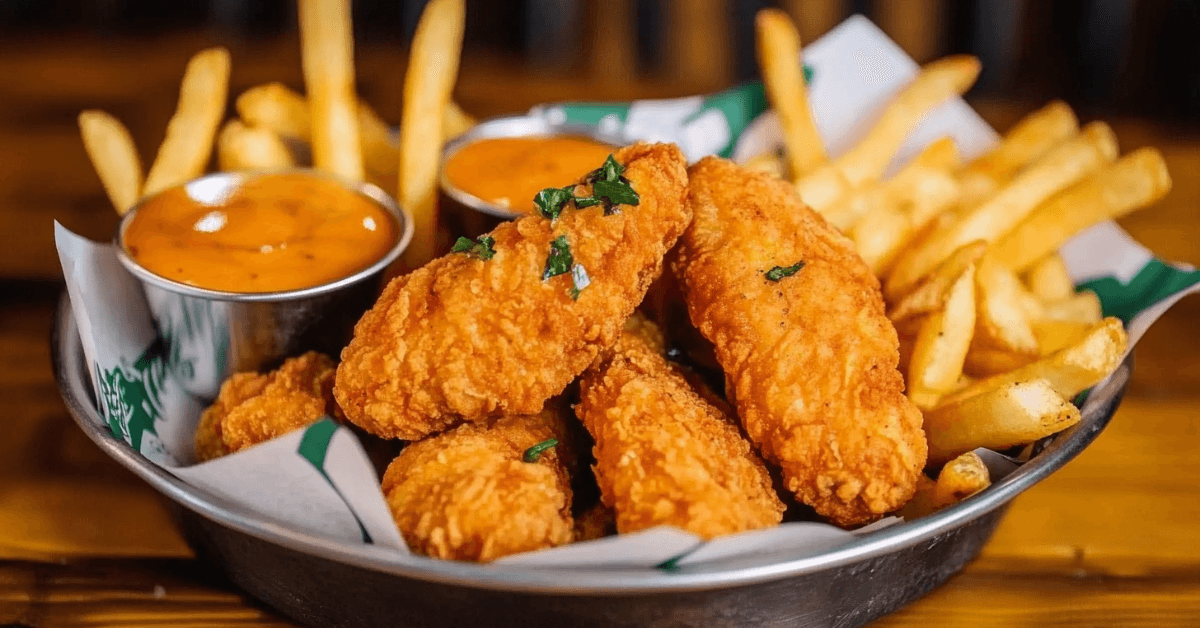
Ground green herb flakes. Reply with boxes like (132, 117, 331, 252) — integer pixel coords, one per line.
(542, 236, 573, 280)
(534, 186, 575, 220)
(765, 261, 805, 282)
(451, 235, 496, 261)
(523, 438, 559, 463)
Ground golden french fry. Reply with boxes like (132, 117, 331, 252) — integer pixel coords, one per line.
(888, 240, 987, 326)
(1024, 253, 1075, 302)
(796, 163, 853, 213)
(834, 55, 981, 187)
(907, 260, 976, 409)
(1039, 291, 1103, 324)
(143, 47, 231, 197)
(78, 110, 143, 214)
(399, 0, 466, 269)
(756, 8, 826, 178)
(1032, 319, 1094, 356)
(886, 121, 1119, 299)
(902, 165, 962, 229)
(216, 120, 295, 172)
(851, 201, 912, 276)
(989, 148, 1172, 273)
(823, 138, 960, 232)
(958, 100, 1078, 205)
(299, 0, 364, 181)
(934, 451, 991, 505)
(911, 136, 961, 171)
(357, 100, 399, 193)
(925, 378, 1081, 465)
(744, 152, 787, 178)
(962, 345, 1036, 378)
(948, 317, 1126, 405)
(442, 99, 477, 139)
(236, 83, 311, 140)
(973, 255, 1039, 355)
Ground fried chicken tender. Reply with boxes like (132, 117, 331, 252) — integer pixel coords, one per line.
(381, 405, 575, 562)
(674, 157, 927, 527)
(194, 352, 339, 462)
(336, 142, 691, 440)
(577, 319, 784, 538)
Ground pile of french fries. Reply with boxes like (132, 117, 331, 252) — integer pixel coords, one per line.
(755, 9, 1170, 516)
(78, 0, 476, 270)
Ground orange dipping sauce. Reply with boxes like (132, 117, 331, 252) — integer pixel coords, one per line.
(123, 173, 399, 293)
(443, 136, 615, 213)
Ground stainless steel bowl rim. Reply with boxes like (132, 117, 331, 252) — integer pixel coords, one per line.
(439, 114, 626, 220)
(113, 169, 415, 303)
(52, 295, 1128, 595)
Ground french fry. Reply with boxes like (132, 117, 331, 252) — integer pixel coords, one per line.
(78, 110, 143, 214)
(216, 120, 295, 172)
(744, 152, 787, 178)
(973, 255, 1039, 355)
(298, 0, 364, 181)
(1032, 319, 1093, 356)
(823, 138, 960, 232)
(236, 83, 310, 140)
(988, 148, 1172, 273)
(1024, 253, 1075, 303)
(907, 260, 976, 409)
(358, 100, 399, 192)
(143, 47, 231, 197)
(962, 346, 1035, 378)
(888, 240, 987, 326)
(796, 163, 853, 213)
(851, 201, 912, 276)
(442, 99, 477, 139)
(934, 451, 991, 505)
(886, 121, 1119, 299)
(958, 100, 1078, 205)
(834, 55, 981, 187)
(924, 378, 1081, 465)
(946, 317, 1126, 405)
(756, 9, 826, 178)
(1039, 291, 1103, 324)
(398, 0, 466, 269)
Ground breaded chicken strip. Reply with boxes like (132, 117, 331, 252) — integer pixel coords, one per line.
(381, 405, 575, 562)
(336, 143, 690, 440)
(674, 157, 926, 527)
(194, 352, 339, 462)
(577, 319, 784, 538)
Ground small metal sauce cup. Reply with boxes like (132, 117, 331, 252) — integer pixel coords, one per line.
(438, 115, 623, 241)
(114, 169, 413, 400)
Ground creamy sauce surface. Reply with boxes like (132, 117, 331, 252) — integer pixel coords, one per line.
(444, 136, 615, 212)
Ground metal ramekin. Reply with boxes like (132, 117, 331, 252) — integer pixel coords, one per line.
(438, 115, 624, 240)
(114, 169, 414, 400)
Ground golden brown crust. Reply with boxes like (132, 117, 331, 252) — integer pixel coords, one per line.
(335, 143, 691, 440)
(193, 352, 339, 462)
(577, 320, 784, 538)
(380, 406, 575, 562)
(674, 157, 927, 527)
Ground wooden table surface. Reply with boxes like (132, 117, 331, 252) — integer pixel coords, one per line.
(2, 34, 1199, 627)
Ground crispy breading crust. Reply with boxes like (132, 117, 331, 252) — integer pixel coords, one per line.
(674, 157, 927, 527)
(335, 143, 691, 440)
(380, 406, 575, 562)
(193, 352, 339, 462)
(577, 320, 784, 538)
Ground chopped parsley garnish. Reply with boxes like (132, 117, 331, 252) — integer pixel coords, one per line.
(803, 63, 815, 84)
(530, 154, 640, 220)
(569, 263, 591, 300)
(765, 261, 805, 282)
(542, 235, 573, 280)
(534, 186, 575, 220)
(451, 235, 496, 260)
(523, 438, 559, 463)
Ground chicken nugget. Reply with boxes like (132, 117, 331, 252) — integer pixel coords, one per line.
(336, 142, 691, 440)
(674, 157, 926, 527)
(381, 404, 575, 562)
(194, 351, 339, 462)
(577, 319, 784, 538)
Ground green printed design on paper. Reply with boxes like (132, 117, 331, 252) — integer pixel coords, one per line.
(96, 339, 170, 451)
(551, 104, 630, 127)
(1077, 260, 1200, 323)
(298, 419, 373, 543)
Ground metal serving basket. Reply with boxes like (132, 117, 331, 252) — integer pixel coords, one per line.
(52, 295, 1132, 628)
